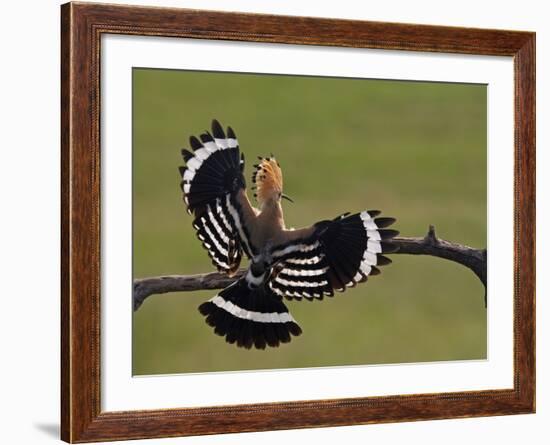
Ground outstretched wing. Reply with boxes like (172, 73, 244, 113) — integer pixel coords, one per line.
(179, 120, 257, 274)
(267, 211, 398, 300)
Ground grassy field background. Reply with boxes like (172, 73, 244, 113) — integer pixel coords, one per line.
(132, 68, 487, 375)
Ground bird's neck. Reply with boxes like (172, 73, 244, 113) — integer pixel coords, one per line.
(259, 199, 285, 229)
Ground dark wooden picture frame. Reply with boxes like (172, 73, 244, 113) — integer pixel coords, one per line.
(61, 2, 535, 442)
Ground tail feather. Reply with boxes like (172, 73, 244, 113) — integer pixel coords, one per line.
(198, 279, 302, 349)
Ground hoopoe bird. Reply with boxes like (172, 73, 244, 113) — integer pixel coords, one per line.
(179, 120, 399, 350)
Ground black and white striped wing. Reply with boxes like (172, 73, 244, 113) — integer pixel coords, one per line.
(191, 197, 243, 273)
(179, 120, 255, 274)
(268, 211, 399, 300)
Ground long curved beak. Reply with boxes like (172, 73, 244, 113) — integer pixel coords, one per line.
(282, 193, 294, 203)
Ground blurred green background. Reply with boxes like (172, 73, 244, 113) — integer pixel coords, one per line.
(132, 68, 487, 375)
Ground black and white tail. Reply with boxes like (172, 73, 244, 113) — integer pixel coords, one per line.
(198, 279, 302, 349)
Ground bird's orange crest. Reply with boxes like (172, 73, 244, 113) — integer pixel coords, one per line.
(252, 156, 283, 204)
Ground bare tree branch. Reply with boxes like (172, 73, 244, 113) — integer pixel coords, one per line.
(134, 270, 245, 311)
(391, 225, 487, 300)
(133, 225, 487, 312)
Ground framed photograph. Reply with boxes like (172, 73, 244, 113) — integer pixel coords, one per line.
(61, 2, 535, 442)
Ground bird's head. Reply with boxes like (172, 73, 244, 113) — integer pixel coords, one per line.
(252, 156, 293, 208)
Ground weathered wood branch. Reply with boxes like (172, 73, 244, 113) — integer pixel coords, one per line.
(134, 270, 246, 311)
(392, 225, 487, 307)
(133, 225, 487, 311)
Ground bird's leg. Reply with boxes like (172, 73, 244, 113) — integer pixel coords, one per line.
(267, 260, 286, 283)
